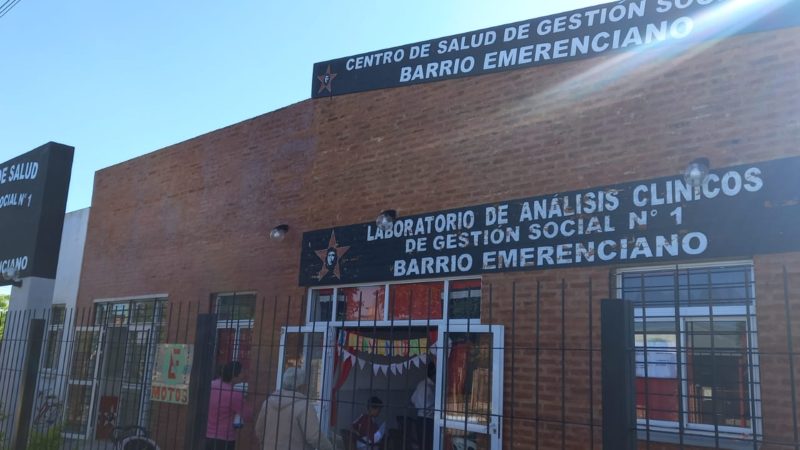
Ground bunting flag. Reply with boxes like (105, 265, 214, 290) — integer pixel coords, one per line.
(336, 330, 437, 377)
(395, 339, 407, 356)
(361, 336, 370, 352)
(409, 339, 419, 356)
(338, 330, 435, 358)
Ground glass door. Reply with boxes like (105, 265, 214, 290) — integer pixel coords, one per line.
(277, 326, 331, 434)
(94, 326, 128, 439)
(117, 325, 157, 430)
(63, 326, 103, 439)
(434, 325, 504, 450)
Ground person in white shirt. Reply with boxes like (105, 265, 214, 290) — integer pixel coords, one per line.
(410, 363, 436, 450)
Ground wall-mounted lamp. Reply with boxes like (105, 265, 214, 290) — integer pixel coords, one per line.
(270, 224, 290, 241)
(376, 210, 397, 232)
(683, 157, 710, 187)
(1, 266, 22, 287)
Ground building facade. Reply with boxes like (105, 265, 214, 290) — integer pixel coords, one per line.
(72, 2, 800, 449)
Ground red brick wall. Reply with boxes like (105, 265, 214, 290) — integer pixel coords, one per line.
(753, 253, 800, 449)
(78, 26, 800, 449)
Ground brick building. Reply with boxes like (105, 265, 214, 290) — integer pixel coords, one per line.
(69, 1, 800, 449)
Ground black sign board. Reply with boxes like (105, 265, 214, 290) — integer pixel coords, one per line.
(300, 156, 800, 286)
(311, 0, 800, 98)
(0, 142, 74, 284)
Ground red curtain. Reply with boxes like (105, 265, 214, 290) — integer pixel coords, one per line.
(636, 377, 679, 421)
(216, 329, 235, 369)
(330, 344, 354, 425)
(390, 283, 443, 320)
(215, 328, 252, 381)
(446, 341, 472, 408)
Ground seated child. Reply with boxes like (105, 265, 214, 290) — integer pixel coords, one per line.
(352, 396, 386, 449)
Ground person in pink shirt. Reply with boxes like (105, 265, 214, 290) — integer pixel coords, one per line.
(206, 361, 250, 450)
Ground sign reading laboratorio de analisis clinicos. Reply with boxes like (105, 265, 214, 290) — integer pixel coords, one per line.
(299, 156, 800, 286)
(0, 142, 74, 284)
(311, 0, 800, 97)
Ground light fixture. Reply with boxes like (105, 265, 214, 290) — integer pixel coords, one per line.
(683, 157, 710, 187)
(1, 266, 22, 287)
(376, 210, 397, 232)
(270, 224, 289, 241)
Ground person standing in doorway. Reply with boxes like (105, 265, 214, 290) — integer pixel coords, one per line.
(411, 362, 436, 450)
(207, 361, 250, 450)
(255, 367, 335, 450)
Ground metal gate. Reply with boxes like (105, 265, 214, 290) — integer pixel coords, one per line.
(0, 266, 798, 449)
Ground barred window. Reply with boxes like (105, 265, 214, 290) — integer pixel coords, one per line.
(213, 292, 256, 382)
(619, 263, 761, 445)
(43, 304, 66, 370)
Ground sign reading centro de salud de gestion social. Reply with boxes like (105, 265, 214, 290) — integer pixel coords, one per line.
(299, 156, 800, 286)
(0, 142, 74, 284)
(311, 0, 800, 97)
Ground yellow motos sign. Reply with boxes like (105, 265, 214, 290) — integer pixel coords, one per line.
(151, 343, 194, 405)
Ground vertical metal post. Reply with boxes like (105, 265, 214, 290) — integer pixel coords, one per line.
(601, 299, 636, 450)
(184, 313, 217, 450)
(783, 266, 799, 448)
(11, 318, 45, 449)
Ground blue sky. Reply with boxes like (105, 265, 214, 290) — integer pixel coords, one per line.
(0, 1, 604, 296)
(0, 0, 604, 213)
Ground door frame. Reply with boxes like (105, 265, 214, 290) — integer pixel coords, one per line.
(63, 325, 104, 440)
(277, 325, 333, 434)
(433, 324, 504, 450)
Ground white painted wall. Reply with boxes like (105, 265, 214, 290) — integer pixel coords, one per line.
(51, 207, 90, 309)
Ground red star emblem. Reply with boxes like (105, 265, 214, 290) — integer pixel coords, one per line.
(317, 64, 337, 94)
(315, 230, 350, 279)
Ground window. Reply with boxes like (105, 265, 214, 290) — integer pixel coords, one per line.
(447, 279, 481, 319)
(309, 289, 334, 322)
(65, 297, 165, 438)
(307, 278, 481, 324)
(339, 285, 385, 321)
(43, 304, 66, 371)
(94, 299, 165, 326)
(390, 282, 443, 320)
(619, 263, 760, 444)
(214, 292, 255, 381)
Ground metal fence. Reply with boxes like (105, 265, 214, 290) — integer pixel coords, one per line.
(625, 264, 800, 450)
(0, 265, 797, 450)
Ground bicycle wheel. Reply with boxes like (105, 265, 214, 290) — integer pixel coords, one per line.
(44, 403, 62, 424)
(119, 436, 160, 450)
(32, 406, 48, 425)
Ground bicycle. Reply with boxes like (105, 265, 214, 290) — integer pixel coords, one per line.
(32, 390, 63, 426)
(112, 425, 161, 450)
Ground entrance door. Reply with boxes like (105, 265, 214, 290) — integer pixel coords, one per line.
(278, 326, 331, 434)
(110, 326, 157, 431)
(63, 326, 104, 439)
(434, 325, 504, 450)
(92, 324, 158, 439)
